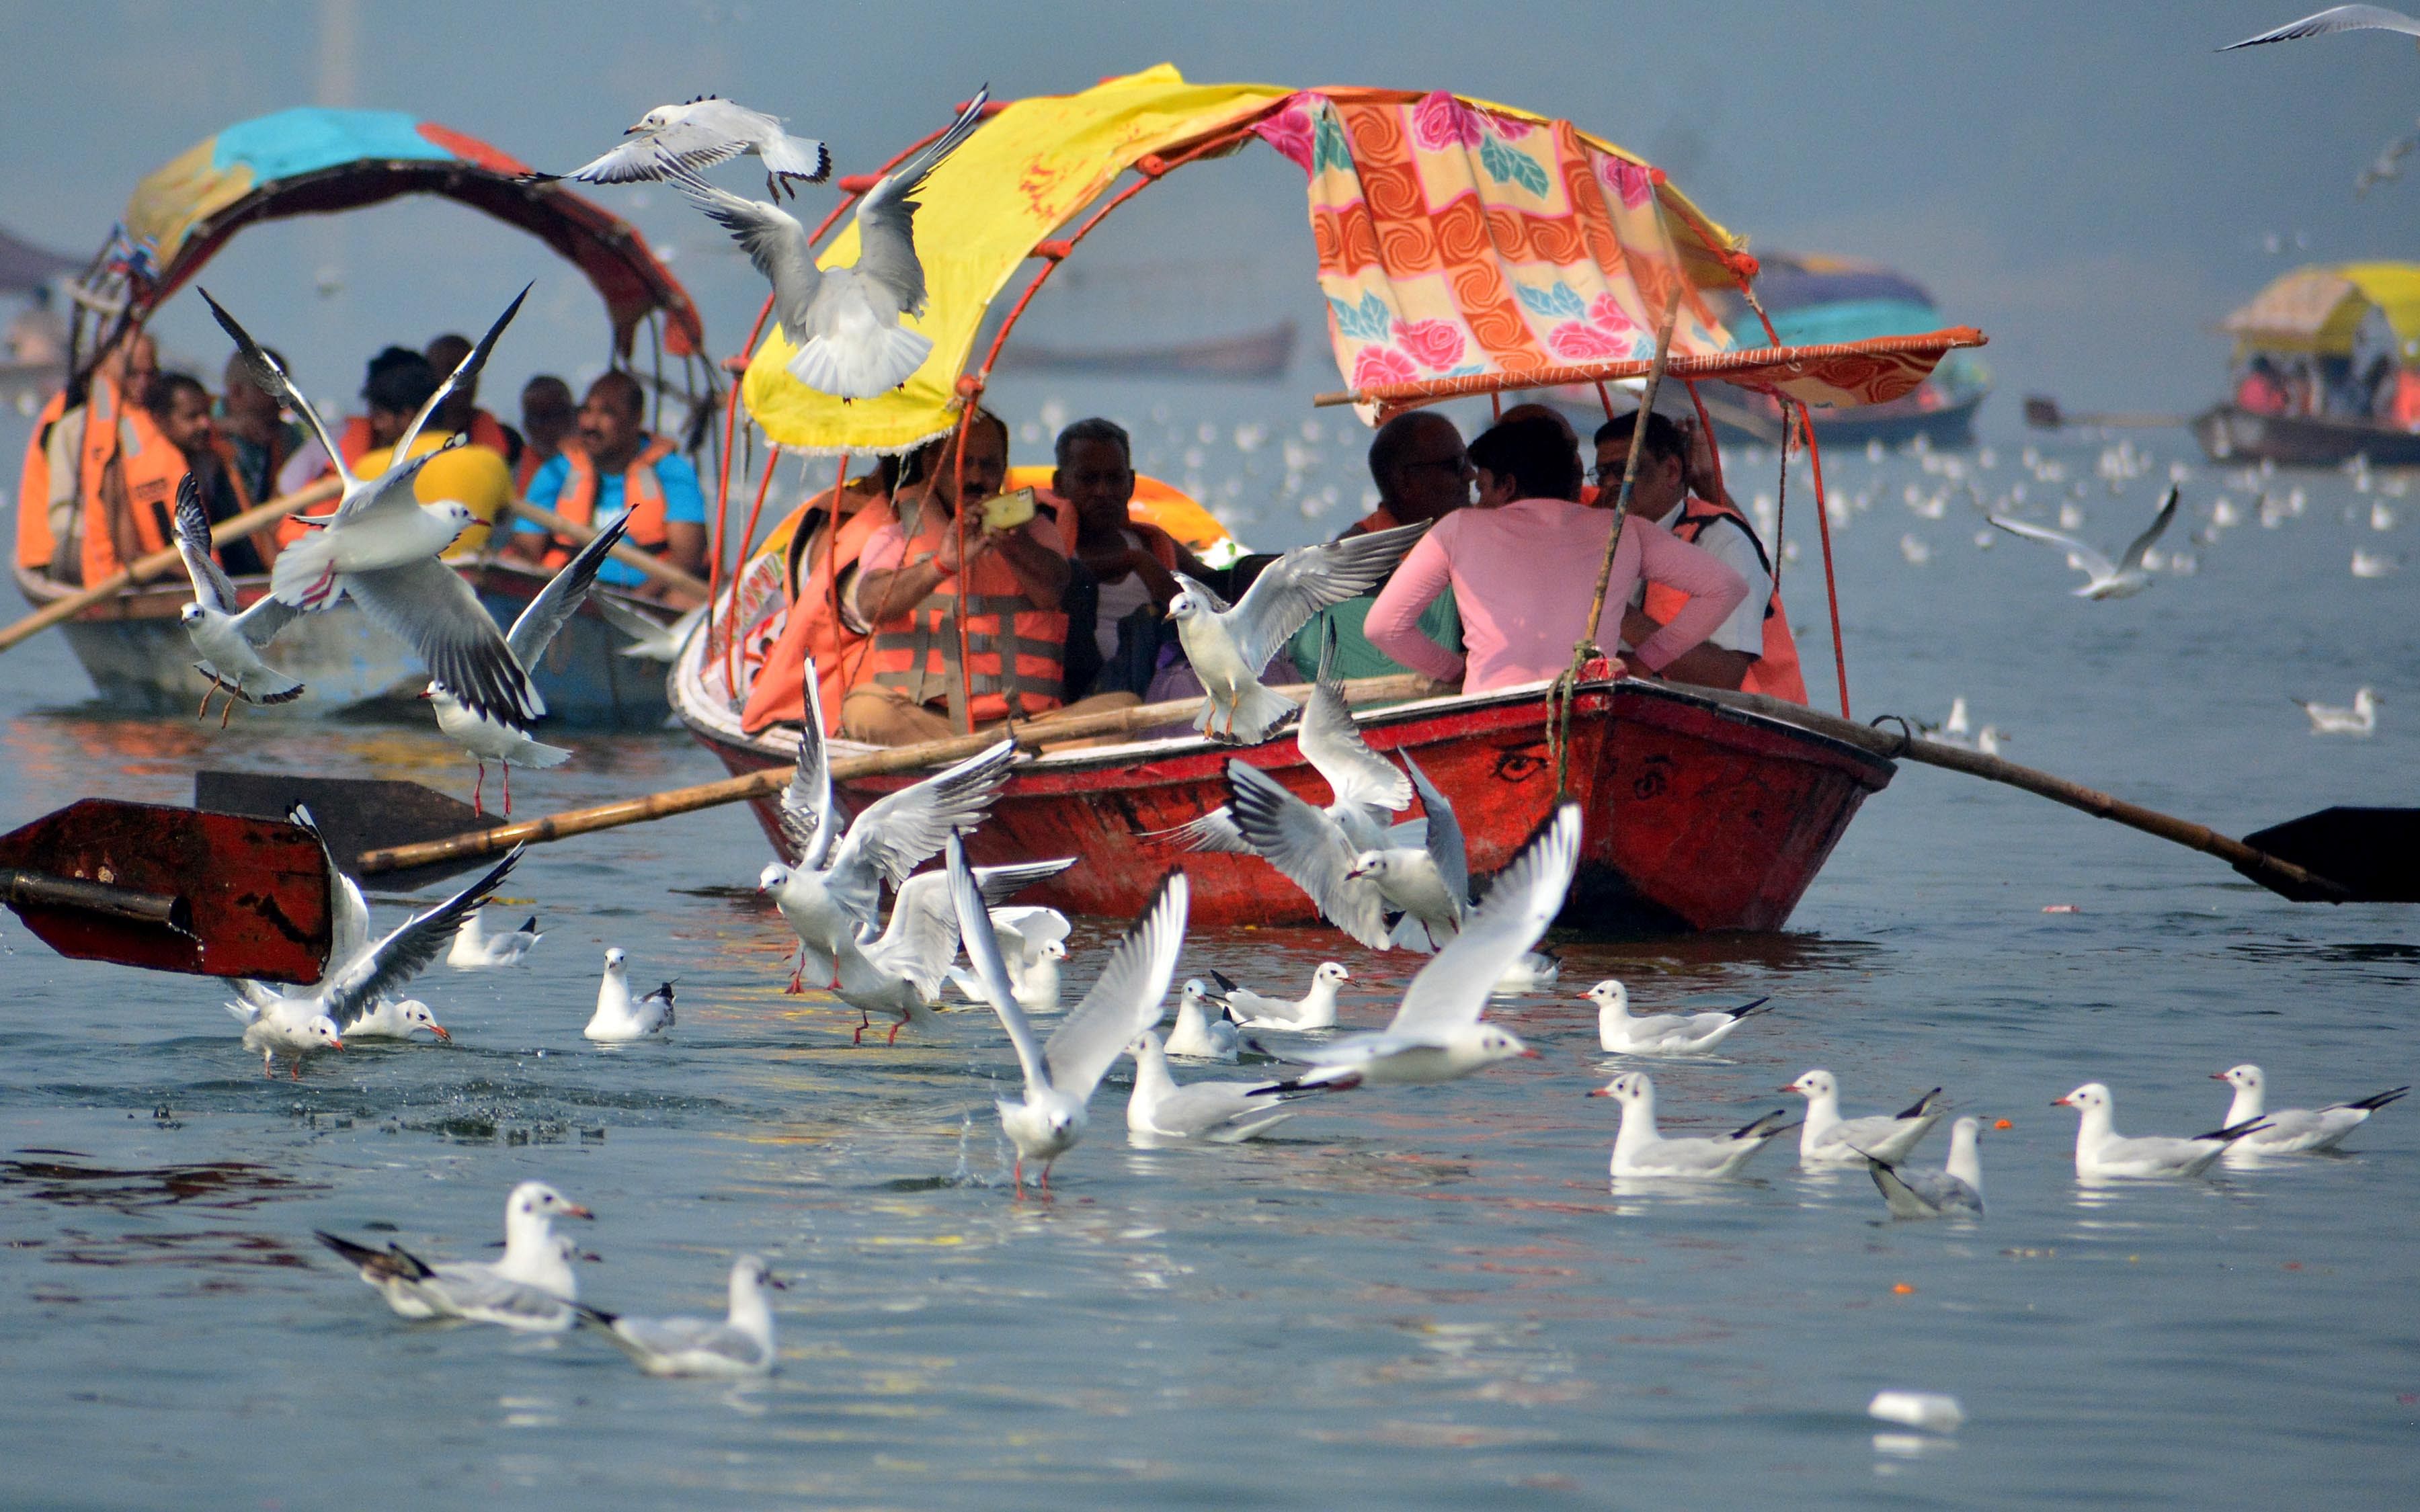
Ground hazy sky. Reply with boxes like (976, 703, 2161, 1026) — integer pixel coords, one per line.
(4, 0, 2413, 419)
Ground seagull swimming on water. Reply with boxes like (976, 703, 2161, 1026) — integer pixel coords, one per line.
(1211, 962, 1350, 1031)
(671, 89, 990, 398)
(1125, 1029, 1308, 1144)
(586, 949, 675, 1042)
(549, 96, 832, 200)
(1988, 485, 2178, 599)
(1591, 979, 1775, 1055)
(1591, 1071, 1798, 1179)
(1859, 1116, 1987, 1219)
(2211, 1064, 2407, 1156)
(2221, 5, 2420, 51)
(2053, 1083, 2271, 1179)
(448, 909, 542, 969)
(1783, 1069, 1946, 1168)
(169, 473, 302, 724)
(202, 286, 543, 729)
(2293, 687, 2378, 735)
(315, 1181, 593, 1332)
(573, 1254, 786, 1377)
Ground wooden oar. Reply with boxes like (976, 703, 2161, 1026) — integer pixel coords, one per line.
(2021, 396, 2189, 431)
(503, 499, 711, 601)
(0, 799, 332, 982)
(348, 673, 1433, 878)
(1683, 684, 2407, 902)
(0, 476, 339, 655)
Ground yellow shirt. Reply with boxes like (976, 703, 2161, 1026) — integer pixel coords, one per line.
(356, 431, 514, 559)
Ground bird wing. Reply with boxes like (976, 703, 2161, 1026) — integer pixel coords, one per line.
(1400, 751, 1469, 910)
(1223, 760, 1393, 950)
(778, 655, 843, 869)
(1223, 521, 1431, 673)
(322, 848, 522, 1025)
(1154, 1079, 1286, 1136)
(667, 162, 821, 338)
(286, 806, 368, 985)
(339, 429, 473, 527)
(506, 514, 631, 667)
(947, 833, 1051, 1093)
(198, 288, 352, 493)
(1148, 806, 1256, 855)
(2116, 485, 2181, 571)
(1387, 802, 1580, 1039)
(1045, 871, 1188, 1102)
(380, 284, 531, 483)
(850, 88, 990, 319)
(987, 905, 1071, 957)
(171, 474, 239, 613)
(1299, 624, 1413, 814)
(1986, 514, 2115, 579)
(229, 589, 301, 648)
(349, 557, 544, 726)
(592, 592, 672, 653)
(614, 1315, 758, 1363)
(567, 123, 748, 185)
(2222, 4, 2420, 48)
(864, 871, 963, 996)
(825, 739, 1017, 898)
(971, 859, 1076, 908)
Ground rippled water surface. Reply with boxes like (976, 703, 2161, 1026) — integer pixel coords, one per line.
(2, 419, 2415, 1508)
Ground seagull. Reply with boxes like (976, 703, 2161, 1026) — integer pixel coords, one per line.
(2052, 1083, 2272, 1179)
(2352, 547, 2403, 577)
(1783, 1070, 1946, 1168)
(573, 1254, 785, 1377)
(227, 839, 521, 1078)
(1346, 753, 1472, 952)
(2221, 5, 2420, 50)
(1590, 1071, 1799, 1179)
(325, 995, 450, 1043)
(424, 513, 631, 817)
(757, 651, 1017, 991)
(830, 859, 1071, 1046)
(550, 96, 832, 200)
(592, 594, 707, 662)
(2294, 687, 2378, 734)
(1989, 485, 2178, 599)
(448, 909, 543, 969)
(315, 1181, 593, 1331)
(946, 905, 1069, 1013)
(950, 833, 1186, 1192)
(670, 89, 989, 398)
(1125, 1029, 1307, 1144)
(1221, 760, 1396, 950)
(1859, 1117, 1986, 1219)
(2356, 122, 2419, 196)
(1591, 980, 1776, 1055)
(1166, 521, 1430, 743)
(202, 286, 542, 728)
(1916, 695, 1971, 745)
(2212, 1064, 2408, 1155)
(1164, 978, 1242, 1062)
(1489, 950, 1562, 997)
(1211, 962, 1349, 1031)
(169, 473, 301, 725)
(1264, 802, 1580, 1091)
(586, 949, 675, 1042)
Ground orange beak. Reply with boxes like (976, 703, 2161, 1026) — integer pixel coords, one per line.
(2050, 1095, 2073, 1107)
(561, 1204, 595, 1220)
(1586, 1087, 1612, 1097)
(2209, 1072, 2230, 1081)
(1517, 1048, 1541, 1059)
(427, 1023, 452, 1042)
(328, 1038, 345, 1052)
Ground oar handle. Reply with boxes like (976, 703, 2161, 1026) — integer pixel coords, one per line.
(0, 476, 341, 655)
(354, 671, 1433, 875)
(1683, 685, 2349, 899)
(504, 499, 711, 600)
(0, 866, 193, 934)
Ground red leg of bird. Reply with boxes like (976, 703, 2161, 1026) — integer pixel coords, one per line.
(262, 1054, 276, 1080)
(1012, 1156, 1024, 1192)
(784, 950, 805, 994)
(289, 1058, 302, 1081)
(851, 1008, 871, 1045)
(197, 684, 214, 721)
(501, 763, 512, 818)
(885, 1018, 905, 1046)
(218, 689, 235, 730)
(471, 763, 485, 818)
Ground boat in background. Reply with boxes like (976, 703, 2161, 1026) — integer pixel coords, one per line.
(991, 320, 1296, 380)
(2193, 262, 2420, 467)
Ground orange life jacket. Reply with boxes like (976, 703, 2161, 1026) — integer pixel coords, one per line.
(513, 443, 555, 496)
(2390, 370, 2420, 432)
(14, 389, 67, 570)
(740, 487, 899, 735)
(338, 409, 514, 472)
(77, 379, 182, 585)
(854, 498, 1067, 725)
(542, 436, 676, 566)
(1641, 495, 1810, 705)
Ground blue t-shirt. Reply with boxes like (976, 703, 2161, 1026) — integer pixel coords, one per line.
(520, 448, 707, 587)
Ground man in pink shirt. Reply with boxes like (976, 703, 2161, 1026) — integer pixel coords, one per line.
(1366, 415, 1747, 694)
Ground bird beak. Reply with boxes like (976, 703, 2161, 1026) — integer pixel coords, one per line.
(427, 1023, 452, 1042)
(1586, 1086, 1611, 1097)
(1775, 1084, 1799, 1093)
(563, 1204, 596, 1220)
(328, 1038, 345, 1052)
(1518, 1048, 1541, 1059)
(415, 689, 434, 700)
(2050, 1096, 2073, 1107)
(622, 123, 641, 135)
(766, 1275, 789, 1290)
(2208, 1072, 2230, 1081)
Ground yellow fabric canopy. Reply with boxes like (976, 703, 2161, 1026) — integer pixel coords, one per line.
(2224, 261, 2420, 360)
(743, 66, 1291, 454)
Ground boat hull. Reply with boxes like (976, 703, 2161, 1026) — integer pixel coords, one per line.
(2190, 404, 2420, 468)
(15, 562, 670, 725)
(681, 676, 1893, 937)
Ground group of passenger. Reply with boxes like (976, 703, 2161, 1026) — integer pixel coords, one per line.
(2234, 351, 2420, 431)
(738, 400, 1805, 748)
(13, 327, 708, 605)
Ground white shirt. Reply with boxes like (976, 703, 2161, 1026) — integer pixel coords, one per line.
(1090, 528, 1158, 658)
(1637, 499, 1771, 657)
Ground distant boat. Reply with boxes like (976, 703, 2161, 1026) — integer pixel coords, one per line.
(992, 321, 1297, 380)
(2193, 262, 2420, 467)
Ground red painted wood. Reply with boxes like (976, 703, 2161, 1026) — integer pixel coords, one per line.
(701, 682, 1893, 935)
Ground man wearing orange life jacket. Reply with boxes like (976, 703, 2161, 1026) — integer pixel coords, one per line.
(73, 332, 187, 587)
(1595, 409, 1808, 704)
(842, 411, 1141, 745)
(145, 373, 278, 577)
(14, 331, 148, 582)
(738, 460, 902, 737)
(506, 370, 707, 604)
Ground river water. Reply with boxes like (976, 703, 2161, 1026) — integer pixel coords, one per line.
(1, 404, 2413, 1508)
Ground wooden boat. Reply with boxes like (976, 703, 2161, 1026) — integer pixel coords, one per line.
(2190, 403, 2420, 468)
(14, 557, 672, 722)
(673, 635, 1893, 934)
(991, 321, 1297, 380)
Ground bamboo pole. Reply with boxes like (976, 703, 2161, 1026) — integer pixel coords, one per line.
(0, 476, 341, 655)
(356, 672, 1433, 875)
(1681, 684, 2348, 899)
(503, 498, 712, 600)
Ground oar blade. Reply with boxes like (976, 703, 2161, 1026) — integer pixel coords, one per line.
(2238, 807, 2420, 903)
(194, 771, 489, 890)
(0, 799, 331, 982)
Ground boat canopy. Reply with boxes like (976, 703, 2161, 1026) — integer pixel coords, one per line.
(2222, 261, 2420, 363)
(105, 108, 703, 359)
(1723, 251, 1941, 347)
(741, 65, 1982, 452)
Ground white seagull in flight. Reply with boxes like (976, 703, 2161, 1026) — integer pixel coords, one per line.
(169, 472, 302, 724)
(1988, 485, 2178, 599)
(551, 96, 831, 200)
(2222, 6, 2420, 50)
